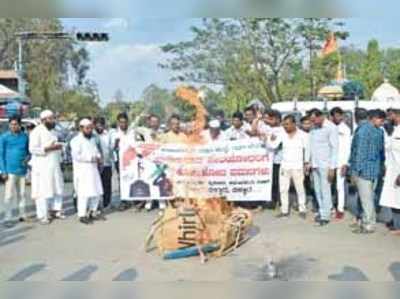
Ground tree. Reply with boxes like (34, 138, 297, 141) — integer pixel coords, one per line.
(359, 39, 383, 97)
(140, 84, 173, 121)
(0, 18, 92, 113)
(160, 18, 349, 104)
(297, 18, 349, 98)
(239, 18, 302, 102)
(62, 80, 101, 119)
(382, 48, 400, 89)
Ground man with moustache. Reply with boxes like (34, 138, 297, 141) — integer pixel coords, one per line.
(29, 110, 65, 225)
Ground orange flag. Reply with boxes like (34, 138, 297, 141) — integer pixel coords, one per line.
(321, 32, 338, 57)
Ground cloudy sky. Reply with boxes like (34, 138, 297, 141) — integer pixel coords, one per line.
(61, 18, 400, 104)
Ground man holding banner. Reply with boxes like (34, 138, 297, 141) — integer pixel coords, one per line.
(160, 114, 188, 144)
(201, 119, 226, 143)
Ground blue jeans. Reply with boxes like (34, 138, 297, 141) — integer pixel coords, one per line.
(313, 168, 333, 221)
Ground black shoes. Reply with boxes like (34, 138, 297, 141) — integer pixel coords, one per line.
(80, 212, 107, 224)
(276, 213, 289, 218)
(79, 217, 92, 225)
(299, 212, 307, 220)
(317, 220, 330, 226)
(352, 227, 375, 234)
(89, 212, 107, 222)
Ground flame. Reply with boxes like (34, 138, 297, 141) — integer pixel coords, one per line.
(174, 86, 210, 198)
(176, 86, 207, 144)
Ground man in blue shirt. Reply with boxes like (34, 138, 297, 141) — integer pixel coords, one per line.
(349, 109, 386, 234)
(0, 116, 30, 228)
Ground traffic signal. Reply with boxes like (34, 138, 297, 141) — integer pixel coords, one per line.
(76, 32, 109, 42)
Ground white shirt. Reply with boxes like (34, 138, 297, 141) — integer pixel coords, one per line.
(225, 126, 250, 141)
(336, 122, 352, 167)
(29, 124, 64, 199)
(266, 126, 285, 164)
(110, 128, 130, 162)
(70, 133, 103, 198)
(201, 129, 227, 143)
(269, 129, 310, 170)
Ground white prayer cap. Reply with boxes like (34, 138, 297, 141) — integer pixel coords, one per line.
(79, 118, 92, 127)
(40, 110, 54, 120)
(209, 119, 221, 129)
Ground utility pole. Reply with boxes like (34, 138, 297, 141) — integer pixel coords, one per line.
(15, 31, 109, 97)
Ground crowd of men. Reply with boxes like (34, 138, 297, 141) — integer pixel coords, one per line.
(0, 105, 399, 235)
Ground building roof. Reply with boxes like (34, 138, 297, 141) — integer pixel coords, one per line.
(0, 83, 19, 98)
(318, 84, 344, 97)
(0, 70, 18, 79)
(372, 79, 400, 102)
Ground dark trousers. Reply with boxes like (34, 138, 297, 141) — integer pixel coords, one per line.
(392, 209, 400, 230)
(374, 175, 384, 214)
(304, 173, 318, 211)
(101, 166, 112, 209)
(265, 163, 281, 209)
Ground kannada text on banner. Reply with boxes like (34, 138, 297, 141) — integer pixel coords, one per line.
(120, 138, 272, 201)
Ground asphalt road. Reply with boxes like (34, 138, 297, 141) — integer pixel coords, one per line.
(1, 182, 400, 282)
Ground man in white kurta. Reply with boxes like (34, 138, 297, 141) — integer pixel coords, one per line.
(29, 110, 64, 225)
(380, 110, 400, 234)
(330, 107, 352, 220)
(200, 120, 226, 143)
(71, 119, 104, 225)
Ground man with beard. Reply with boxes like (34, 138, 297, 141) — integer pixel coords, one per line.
(380, 109, 400, 234)
(330, 107, 352, 220)
(71, 119, 105, 225)
(384, 108, 396, 136)
(29, 110, 65, 225)
(94, 117, 113, 211)
(201, 119, 226, 143)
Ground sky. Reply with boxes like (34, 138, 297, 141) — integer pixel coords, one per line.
(61, 18, 400, 104)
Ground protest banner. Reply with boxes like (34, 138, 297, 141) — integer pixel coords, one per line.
(120, 138, 272, 201)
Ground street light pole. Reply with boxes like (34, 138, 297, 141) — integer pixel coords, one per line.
(17, 37, 25, 97)
(15, 31, 109, 98)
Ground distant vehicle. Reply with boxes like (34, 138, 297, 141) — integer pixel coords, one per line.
(0, 118, 39, 135)
(271, 100, 400, 132)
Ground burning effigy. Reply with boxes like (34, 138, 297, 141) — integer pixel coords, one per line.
(144, 86, 254, 261)
(145, 197, 252, 261)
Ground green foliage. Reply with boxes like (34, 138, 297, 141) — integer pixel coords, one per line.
(141, 84, 173, 121)
(359, 39, 383, 97)
(160, 18, 349, 104)
(343, 80, 364, 99)
(0, 18, 96, 118)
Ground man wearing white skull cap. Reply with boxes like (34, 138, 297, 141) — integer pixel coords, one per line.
(29, 110, 65, 224)
(70, 118, 105, 224)
(201, 119, 226, 143)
